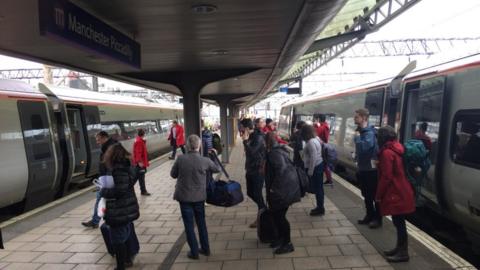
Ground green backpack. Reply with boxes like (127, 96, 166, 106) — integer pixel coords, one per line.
(212, 133, 223, 154)
(403, 139, 431, 201)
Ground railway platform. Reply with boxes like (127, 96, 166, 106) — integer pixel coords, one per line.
(0, 140, 473, 270)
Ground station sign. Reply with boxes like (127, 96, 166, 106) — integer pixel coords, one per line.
(38, 0, 141, 69)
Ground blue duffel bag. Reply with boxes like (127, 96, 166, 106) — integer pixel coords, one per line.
(206, 152, 244, 207)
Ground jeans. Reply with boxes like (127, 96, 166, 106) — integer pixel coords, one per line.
(136, 166, 147, 193)
(92, 190, 101, 225)
(309, 163, 325, 210)
(272, 207, 290, 245)
(245, 173, 266, 210)
(392, 215, 407, 245)
(357, 170, 381, 221)
(171, 139, 186, 158)
(179, 201, 209, 256)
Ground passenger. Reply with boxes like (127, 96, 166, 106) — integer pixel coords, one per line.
(240, 117, 267, 228)
(170, 135, 220, 260)
(265, 132, 300, 254)
(132, 128, 151, 196)
(289, 121, 306, 169)
(101, 143, 140, 270)
(354, 108, 382, 228)
(82, 131, 117, 229)
(201, 124, 213, 157)
(376, 126, 415, 262)
(414, 122, 432, 151)
(168, 120, 186, 160)
(301, 125, 325, 216)
(264, 118, 287, 144)
(317, 114, 333, 185)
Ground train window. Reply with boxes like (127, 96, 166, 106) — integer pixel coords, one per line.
(451, 111, 480, 169)
(29, 115, 51, 160)
(344, 117, 356, 149)
(278, 107, 291, 134)
(364, 89, 384, 127)
(160, 120, 171, 133)
(102, 123, 123, 141)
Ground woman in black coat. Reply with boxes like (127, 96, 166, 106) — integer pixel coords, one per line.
(265, 132, 301, 254)
(101, 143, 140, 270)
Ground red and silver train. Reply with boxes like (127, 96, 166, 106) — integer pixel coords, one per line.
(0, 80, 182, 211)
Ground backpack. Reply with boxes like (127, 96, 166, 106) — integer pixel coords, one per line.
(403, 139, 431, 200)
(318, 138, 337, 165)
(212, 133, 223, 154)
(282, 150, 310, 197)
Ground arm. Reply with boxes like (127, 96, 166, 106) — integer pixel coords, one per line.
(132, 141, 141, 165)
(375, 150, 394, 201)
(354, 130, 375, 155)
(170, 159, 179, 179)
(207, 159, 221, 174)
(305, 140, 316, 176)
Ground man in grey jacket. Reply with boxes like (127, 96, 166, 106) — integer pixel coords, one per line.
(171, 135, 220, 260)
(354, 108, 381, 229)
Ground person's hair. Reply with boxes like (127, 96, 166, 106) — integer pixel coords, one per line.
(420, 122, 428, 132)
(265, 132, 277, 151)
(301, 125, 316, 141)
(254, 118, 262, 125)
(186, 134, 201, 151)
(319, 114, 326, 122)
(241, 118, 254, 129)
(172, 120, 178, 125)
(378, 125, 397, 147)
(103, 143, 131, 169)
(137, 128, 145, 137)
(295, 120, 306, 130)
(96, 131, 109, 138)
(266, 118, 273, 125)
(355, 108, 370, 118)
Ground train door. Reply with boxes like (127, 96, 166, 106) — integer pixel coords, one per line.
(401, 77, 446, 205)
(18, 100, 58, 209)
(66, 106, 88, 177)
(83, 106, 101, 177)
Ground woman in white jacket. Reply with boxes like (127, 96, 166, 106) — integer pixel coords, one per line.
(301, 125, 325, 216)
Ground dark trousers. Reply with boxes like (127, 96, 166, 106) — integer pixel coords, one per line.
(310, 163, 325, 210)
(171, 139, 186, 158)
(357, 170, 381, 221)
(392, 215, 408, 245)
(246, 173, 266, 210)
(136, 166, 147, 193)
(179, 201, 209, 256)
(272, 207, 290, 245)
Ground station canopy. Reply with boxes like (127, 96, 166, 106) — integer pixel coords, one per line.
(0, 0, 376, 105)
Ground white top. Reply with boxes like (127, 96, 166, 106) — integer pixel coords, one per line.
(303, 137, 323, 176)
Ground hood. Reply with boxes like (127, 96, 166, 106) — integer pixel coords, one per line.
(383, 140, 404, 155)
(360, 125, 376, 133)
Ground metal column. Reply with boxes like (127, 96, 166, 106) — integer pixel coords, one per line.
(181, 87, 202, 137)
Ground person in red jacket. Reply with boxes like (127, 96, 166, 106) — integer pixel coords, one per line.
(316, 115, 333, 185)
(414, 122, 432, 151)
(133, 129, 151, 196)
(376, 126, 415, 263)
(264, 118, 287, 144)
(168, 120, 186, 160)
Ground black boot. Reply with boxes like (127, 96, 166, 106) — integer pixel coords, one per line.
(357, 215, 372, 225)
(386, 240, 409, 262)
(383, 240, 399, 256)
(114, 243, 127, 270)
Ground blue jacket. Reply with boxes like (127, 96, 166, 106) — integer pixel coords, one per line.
(202, 129, 213, 157)
(354, 125, 378, 171)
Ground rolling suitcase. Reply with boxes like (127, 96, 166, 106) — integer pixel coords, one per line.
(100, 222, 140, 257)
(257, 208, 278, 243)
(206, 152, 244, 207)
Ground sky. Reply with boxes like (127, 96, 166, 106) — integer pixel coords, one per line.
(1, 0, 480, 96)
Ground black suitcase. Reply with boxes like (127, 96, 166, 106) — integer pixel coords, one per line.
(101, 222, 140, 257)
(257, 208, 279, 243)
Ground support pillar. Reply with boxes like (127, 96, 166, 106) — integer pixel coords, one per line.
(181, 87, 202, 137)
(227, 103, 237, 147)
(218, 100, 230, 163)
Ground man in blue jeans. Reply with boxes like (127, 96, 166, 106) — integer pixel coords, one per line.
(82, 131, 117, 229)
(170, 134, 220, 259)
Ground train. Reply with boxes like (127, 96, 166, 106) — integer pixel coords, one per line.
(0, 79, 183, 212)
(278, 55, 480, 247)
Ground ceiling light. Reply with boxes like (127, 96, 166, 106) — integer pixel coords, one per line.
(191, 4, 218, 14)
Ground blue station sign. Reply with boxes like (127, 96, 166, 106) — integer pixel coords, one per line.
(38, 0, 141, 69)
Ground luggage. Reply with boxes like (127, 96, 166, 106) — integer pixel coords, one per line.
(257, 208, 279, 243)
(100, 222, 140, 257)
(206, 152, 244, 207)
(403, 139, 431, 200)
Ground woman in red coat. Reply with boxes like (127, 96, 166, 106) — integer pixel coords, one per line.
(376, 126, 415, 263)
(133, 129, 151, 195)
(168, 120, 186, 159)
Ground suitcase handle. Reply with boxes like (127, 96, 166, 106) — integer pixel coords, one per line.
(210, 151, 230, 180)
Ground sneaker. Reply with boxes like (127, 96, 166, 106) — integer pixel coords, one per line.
(187, 251, 199, 260)
(141, 191, 151, 196)
(323, 180, 333, 185)
(309, 208, 325, 216)
(274, 243, 294, 254)
(199, 249, 211, 256)
(81, 220, 99, 229)
(368, 219, 382, 229)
